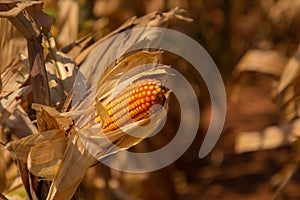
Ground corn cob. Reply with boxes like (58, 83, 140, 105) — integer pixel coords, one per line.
(100, 79, 166, 133)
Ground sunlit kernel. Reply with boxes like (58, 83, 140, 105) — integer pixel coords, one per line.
(150, 95, 156, 101)
(149, 85, 154, 90)
(152, 90, 158, 95)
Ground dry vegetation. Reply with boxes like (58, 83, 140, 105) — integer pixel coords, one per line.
(1, 0, 300, 200)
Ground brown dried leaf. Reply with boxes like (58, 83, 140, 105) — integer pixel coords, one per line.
(61, 32, 94, 59)
(75, 7, 192, 64)
(28, 131, 67, 180)
(3, 105, 38, 139)
(0, 58, 30, 98)
(32, 104, 73, 132)
(5, 129, 63, 163)
(0, 18, 27, 75)
(231, 49, 287, 103)
(135, 7, 193, 28)
(0, 1, 40, 38)
(0, 0, 52, 34)
(273, 47, 300, 121)
(47, 129, 96, 200)
(74, 16, 136, 64)
(0, 86, 31, 124)
(5, 130, 66, 200)
(232, 49, 287, 79)
(0, 1, 42, 17)
(234, 118, 300, 153)
(45, 52, 78, 107)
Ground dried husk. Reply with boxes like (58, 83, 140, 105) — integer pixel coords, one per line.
(46, 50, 170, 199)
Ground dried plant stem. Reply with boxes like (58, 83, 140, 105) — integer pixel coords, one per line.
(27, 36, 50, 106)
(27, 35, 51, 200)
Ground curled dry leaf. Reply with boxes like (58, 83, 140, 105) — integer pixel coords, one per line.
(5, 104, 71, 184)
(27, 130, 67, 180)
(0, 58, 31, 188)
(5, 129, 67, 199)
(32, 103, 73, 132)
(46, 129, 96, 200)
(273, 46, 300, 121)
(230, 49, 287, 102)
(5, 130, 64, 164)
(0, 0, 43, 17)
(75, 7, 192, 64)
(0, 86, 31, 124)
(232, 49, 287, 79)
(0, 58, 30, 98)
(60, 32, 94, 59)
(0, 0, 52, 38)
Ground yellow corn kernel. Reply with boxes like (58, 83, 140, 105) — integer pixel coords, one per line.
(102, 79, 166, 133)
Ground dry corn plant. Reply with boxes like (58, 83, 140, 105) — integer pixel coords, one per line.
(232, 5, 300, 198)
(0, 1, 191, 200)
(231, 46, 300, 199)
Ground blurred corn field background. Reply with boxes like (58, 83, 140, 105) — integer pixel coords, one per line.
(2, 0, 300, 200)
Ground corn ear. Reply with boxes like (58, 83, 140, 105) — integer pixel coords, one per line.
(102, 79, 165, 133)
